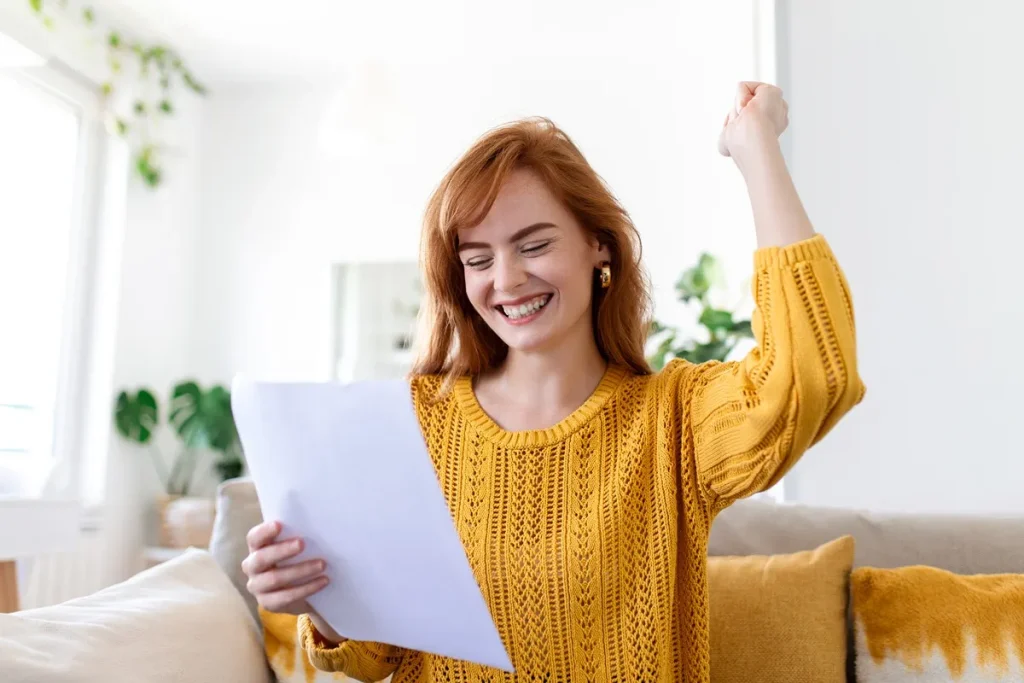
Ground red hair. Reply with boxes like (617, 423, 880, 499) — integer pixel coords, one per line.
(411, 117, 652, 385)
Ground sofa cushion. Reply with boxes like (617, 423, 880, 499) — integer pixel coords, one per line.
(209, 477, 265, 626)
(709, 499, 1024, 575)
(0, 548, 272, 683)
(708, 535, 854, 683)
(851, 565, 1024, 682)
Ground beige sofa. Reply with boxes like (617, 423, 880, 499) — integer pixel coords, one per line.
(207, 479, 1024, 682)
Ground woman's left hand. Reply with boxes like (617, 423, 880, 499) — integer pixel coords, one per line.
(717, 82, 789, 160)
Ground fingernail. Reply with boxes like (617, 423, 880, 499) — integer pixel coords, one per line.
(318, 561, 326, 571)
(293, 539, 303, 551)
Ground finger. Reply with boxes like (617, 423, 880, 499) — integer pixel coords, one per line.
(246, 520, 282, 552)
(740, 81, 779, 94)
(244, 537, 305, 575)
(735, 82, 757, 112)
(260, 576, 329, 613)
(248, 558, 326, 594)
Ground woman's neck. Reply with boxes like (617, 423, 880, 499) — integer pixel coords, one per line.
(475, 323, 608, 432)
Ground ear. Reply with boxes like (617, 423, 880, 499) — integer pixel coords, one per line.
(593, 240, 611, 266)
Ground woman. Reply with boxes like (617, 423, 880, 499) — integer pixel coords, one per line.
(242, 81, 865, 682)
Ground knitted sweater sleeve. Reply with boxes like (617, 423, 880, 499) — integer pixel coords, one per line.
(683, 234, 865, 509)
(298, 614, 405, 682)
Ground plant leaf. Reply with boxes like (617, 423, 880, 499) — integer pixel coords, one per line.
(169, 381, 205, 447)
(136, 147, 161, 187)
(203, 385, 238, 451)
(699, 307, 734, 332)
(113, 389, 159, 444)
(689, 339, 733, 364)
(182, 71, 207, 95)
(214, 456, 244, 482)
(697, 253, 725, 288)
(141, 167, 161, 187)
(674, 265, 709, 303)
(674, 348, 700, 364)
(169, 381, 239, 454)
(730, 319, 754, 338)
(648, 332, 678, 371)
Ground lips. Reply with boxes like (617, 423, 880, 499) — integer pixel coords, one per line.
(496, 294, 552, 320)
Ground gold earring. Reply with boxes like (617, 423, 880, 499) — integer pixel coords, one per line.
(599, 262, 612, 289)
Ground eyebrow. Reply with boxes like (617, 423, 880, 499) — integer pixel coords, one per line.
(456, 222, 557, 253)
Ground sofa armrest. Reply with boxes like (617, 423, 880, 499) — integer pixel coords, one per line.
(209, 477, 264, 628)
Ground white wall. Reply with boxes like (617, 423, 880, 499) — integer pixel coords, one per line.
(193, 86, 337, 383)
(193, 2, 761, 391)
(776, 0, 1024, 513)
(99, 94, 209, 582)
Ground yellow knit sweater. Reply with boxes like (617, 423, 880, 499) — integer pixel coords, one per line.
(296, 234, 865, 682)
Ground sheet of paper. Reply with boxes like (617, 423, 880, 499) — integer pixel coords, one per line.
(231, 377, 514, 673)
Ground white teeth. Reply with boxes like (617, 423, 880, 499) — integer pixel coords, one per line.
(501, 295, 549, 320)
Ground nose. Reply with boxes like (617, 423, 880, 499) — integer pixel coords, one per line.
(493, 254, 528, 294)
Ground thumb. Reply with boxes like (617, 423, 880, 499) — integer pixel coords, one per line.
(718, 128, 731, 157)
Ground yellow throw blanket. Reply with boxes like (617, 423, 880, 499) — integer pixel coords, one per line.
(853, 565, 1024, 681)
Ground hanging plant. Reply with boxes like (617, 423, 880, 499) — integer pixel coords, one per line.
(27, 0, 207, 188)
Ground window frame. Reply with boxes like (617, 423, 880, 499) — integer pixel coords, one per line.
(1, 59, 108, 498)
(750, 0, 786, 504)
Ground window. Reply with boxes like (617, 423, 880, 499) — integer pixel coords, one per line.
(0, 55, 104, 496)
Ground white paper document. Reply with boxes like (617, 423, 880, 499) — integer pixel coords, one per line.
(231, 377, 514, 673)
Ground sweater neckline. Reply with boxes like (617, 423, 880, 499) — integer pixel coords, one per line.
(453, 364, 629, 448)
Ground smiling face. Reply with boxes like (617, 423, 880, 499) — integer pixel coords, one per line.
(457, 168, 610, 356)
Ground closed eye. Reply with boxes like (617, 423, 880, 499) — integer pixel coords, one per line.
(465, 256, 492, 269)
(522, 240, 552, 255)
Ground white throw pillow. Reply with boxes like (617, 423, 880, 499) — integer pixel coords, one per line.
(0, 548, 272, 683)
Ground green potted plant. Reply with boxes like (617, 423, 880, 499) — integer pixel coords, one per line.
(648, 252, 754, 369)
(114, 380, 244, 547)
